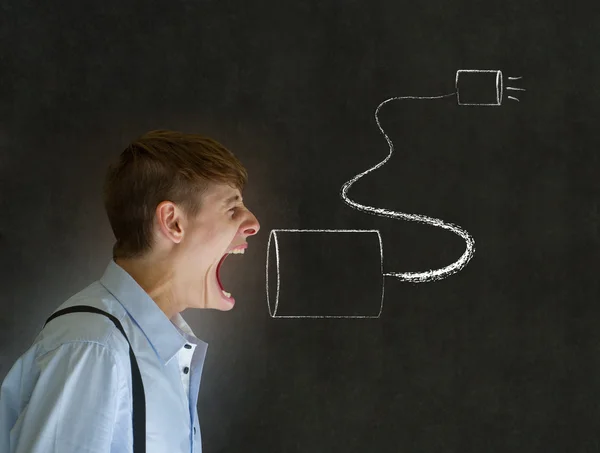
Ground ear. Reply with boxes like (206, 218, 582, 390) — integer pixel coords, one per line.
(155, 201, 185, 244)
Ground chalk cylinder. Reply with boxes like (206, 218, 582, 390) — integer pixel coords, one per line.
(266, 229, 384, 318)
(455, 69, 503, 106)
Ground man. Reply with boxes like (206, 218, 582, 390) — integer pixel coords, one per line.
(0, 130, 260, 452)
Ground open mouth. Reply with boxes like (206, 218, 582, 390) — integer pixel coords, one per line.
(216, 243, 247, 302)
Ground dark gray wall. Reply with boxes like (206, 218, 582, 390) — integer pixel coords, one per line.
(2, 1, 599, 452)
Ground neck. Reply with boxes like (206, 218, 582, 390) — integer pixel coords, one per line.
(114, 255, 181, 320)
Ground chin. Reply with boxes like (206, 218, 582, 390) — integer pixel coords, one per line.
(218, 302, 235, 312)
(207, 287, 235, 311)
(213, 274, 236, 311)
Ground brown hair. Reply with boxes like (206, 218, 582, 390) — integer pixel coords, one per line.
(103, 129, 248, 260)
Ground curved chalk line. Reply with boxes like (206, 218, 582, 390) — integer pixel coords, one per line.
(340, 92, 476, 283)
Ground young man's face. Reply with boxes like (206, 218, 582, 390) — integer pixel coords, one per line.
(177, 182, 260, 311)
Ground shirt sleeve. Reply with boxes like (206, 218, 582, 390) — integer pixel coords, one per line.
(11, 341, 122, 453)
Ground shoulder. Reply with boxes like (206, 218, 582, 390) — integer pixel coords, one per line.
(35, 281, 132, 361)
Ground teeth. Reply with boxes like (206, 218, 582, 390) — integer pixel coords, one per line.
(221, 290, 231, 298)
(228, 248, 245, 254)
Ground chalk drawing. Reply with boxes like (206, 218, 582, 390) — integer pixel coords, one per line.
(266, 69, 524, 318)
(266, 229, 384, 318)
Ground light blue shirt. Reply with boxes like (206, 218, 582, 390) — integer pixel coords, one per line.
(0, 259, 209, 453)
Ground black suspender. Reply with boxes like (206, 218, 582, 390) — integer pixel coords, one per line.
(44, 305, 146, 453)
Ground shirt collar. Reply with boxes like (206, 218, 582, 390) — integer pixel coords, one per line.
(99, 259, 207, 365)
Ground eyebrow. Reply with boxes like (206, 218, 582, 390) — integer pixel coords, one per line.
(223, 194, 242, 206)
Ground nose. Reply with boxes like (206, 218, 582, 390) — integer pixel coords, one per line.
(241, 209, 260, 237)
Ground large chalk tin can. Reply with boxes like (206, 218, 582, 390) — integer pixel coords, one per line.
(266, 229, 384, 318)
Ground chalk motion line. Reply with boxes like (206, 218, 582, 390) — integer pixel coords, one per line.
(340, 92, 476, 283)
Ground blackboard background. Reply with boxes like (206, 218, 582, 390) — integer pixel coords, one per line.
(1, 0, 600, 452)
